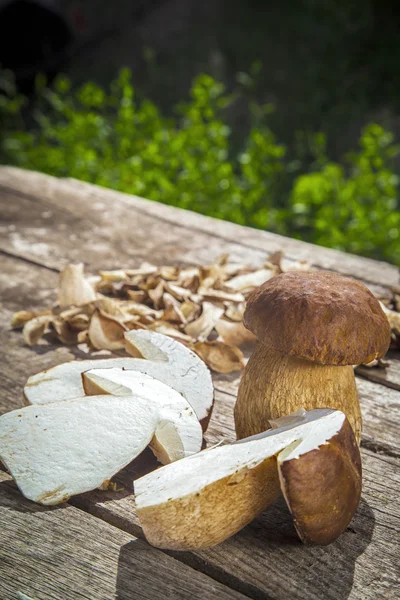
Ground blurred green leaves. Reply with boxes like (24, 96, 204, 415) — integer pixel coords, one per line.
(1, 69, 399, 265)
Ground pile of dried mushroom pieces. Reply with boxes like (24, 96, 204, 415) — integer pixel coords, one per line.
(11, 253, 400, 373)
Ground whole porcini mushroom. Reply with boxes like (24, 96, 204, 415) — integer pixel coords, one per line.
(235, 271, 391, 442)
(134, 408, 361, 550)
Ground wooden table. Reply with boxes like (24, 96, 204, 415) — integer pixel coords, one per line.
(0, 166, 399, 600)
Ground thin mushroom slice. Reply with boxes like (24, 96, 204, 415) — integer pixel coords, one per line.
(82, 368, 203, 464)
(134, 408, 361, 551)
(24, 357, 144, 406)
(0, 395, 159, 505)
(24, 331, 214, 432)
(23, 315, 53, 346)
(88, 310, 127, 350)
(124, 330, 214, 430)
(58, 263, 97, 308)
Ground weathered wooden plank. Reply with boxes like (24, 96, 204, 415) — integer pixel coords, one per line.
(356, 357, 400, 392)
(0, 473, 248, 600)
(0, 173, 286, 274)
(1, 170, 400, 599)
(1, 166, 398, 287)
(1, 169, 399, 394)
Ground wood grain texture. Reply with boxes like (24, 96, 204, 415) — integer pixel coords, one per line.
(1, 166, 399, 287)
(0, 472, 248, 600)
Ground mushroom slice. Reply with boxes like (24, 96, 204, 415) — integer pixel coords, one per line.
(215, 318, 256, 346)
(88, 310, 127, 350)
(193, 341, 245, 373)
(58, 263, 97, 308)
(11, 310, 40, 329)
(82, 368, 203, 464)
(135, 408, 361, 550)
(124, 330, 214, 430)
(185, 302, 224, 341)
(22, 315, 52, 346)
(225, 269, 275, 293)
(0, 395, 159, 505)
(24, 331, 214, 431)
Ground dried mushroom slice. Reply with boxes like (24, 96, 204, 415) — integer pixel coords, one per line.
(88, 310, 127, 351)
(23, 315, 53, 346)
(193, 341, 245, 373)
(58, 263, 97, 308)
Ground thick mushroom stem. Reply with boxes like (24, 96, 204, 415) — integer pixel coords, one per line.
(235, 343, 361, 443)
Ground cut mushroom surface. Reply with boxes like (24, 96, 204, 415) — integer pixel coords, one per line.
(0, 395, 159, 505)
(135, 408, 361, 550)
(83, 368, 203, 464)
(24, 331, 214, 431)
(124, 331, 214, 429)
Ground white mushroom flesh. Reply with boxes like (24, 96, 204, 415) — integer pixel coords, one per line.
(83, 368, 203, 463)
(0, 395, 158, 505)
(25, 331, 214, 427)
(135, 408, 344, 509)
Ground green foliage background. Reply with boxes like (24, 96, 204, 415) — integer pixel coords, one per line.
(1, 69, 399, 265)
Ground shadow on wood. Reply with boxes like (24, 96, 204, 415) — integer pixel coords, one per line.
(0, 479, 69, 514)
(162, 496, 375, 600)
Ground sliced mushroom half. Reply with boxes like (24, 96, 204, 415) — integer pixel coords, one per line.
(0, 395, 159, 505)
(83, 368, 203, 464)
(134, 408, 361, 550)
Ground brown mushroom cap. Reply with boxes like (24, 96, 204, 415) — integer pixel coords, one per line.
(278, 416, 362, 545)
(244, 271, 391, 365)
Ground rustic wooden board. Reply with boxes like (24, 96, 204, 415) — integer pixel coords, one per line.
(1, 167, 399, 287)
(0, 472, 248, 600)
(1, 168, 399, 600)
